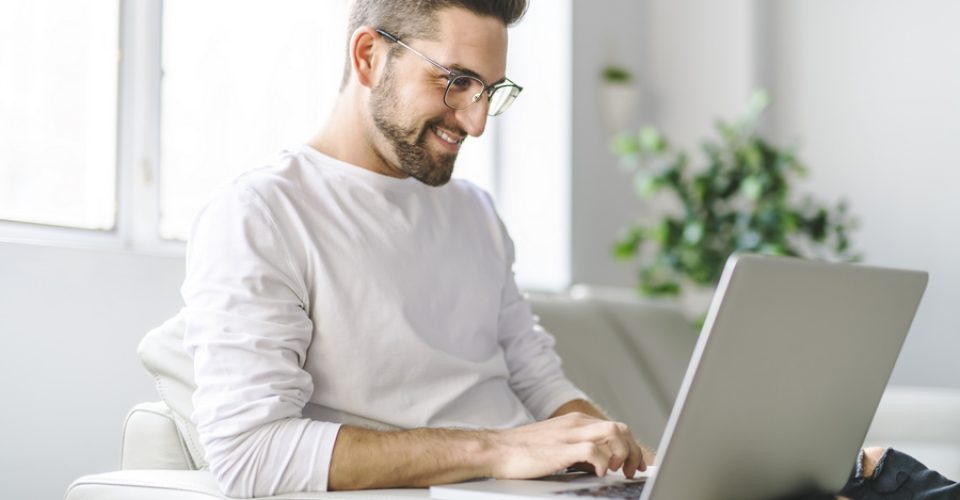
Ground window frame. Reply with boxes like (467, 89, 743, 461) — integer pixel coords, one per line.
(0, 0, 181, 256)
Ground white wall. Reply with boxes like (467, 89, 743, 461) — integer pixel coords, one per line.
(571, 0, 960, 388)
(764, 0, 960, 388)
(570, 0, 645, 288)
(0, 242, 183, 500)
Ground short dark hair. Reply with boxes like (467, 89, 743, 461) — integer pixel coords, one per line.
(340, 0, 528, 89)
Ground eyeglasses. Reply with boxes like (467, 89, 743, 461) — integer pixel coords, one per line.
(376, 28, 523, 116)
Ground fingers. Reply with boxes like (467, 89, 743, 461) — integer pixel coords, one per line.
(612, 423, 645, 477)
(567, 419, 649, 477)
(497, 415, 655, 481)
(575, 441, 613, 477)
(621, 438, 644, 477)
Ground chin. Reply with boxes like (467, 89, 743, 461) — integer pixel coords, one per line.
(416, 168, 454, 187)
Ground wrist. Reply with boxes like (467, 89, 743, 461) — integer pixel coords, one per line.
(471, 429, 503, 478)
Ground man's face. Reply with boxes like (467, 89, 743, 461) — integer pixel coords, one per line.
(368, 8, 508, 186)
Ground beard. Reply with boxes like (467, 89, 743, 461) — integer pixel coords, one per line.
(369, 63, 461, 187)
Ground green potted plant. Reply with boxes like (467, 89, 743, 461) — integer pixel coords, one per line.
(610, 91, 859, 322)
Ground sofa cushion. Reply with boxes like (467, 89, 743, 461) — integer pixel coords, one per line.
(574, 287, 698, 413)
(138, 312, 206, 469)
(528, 293, 678, 446)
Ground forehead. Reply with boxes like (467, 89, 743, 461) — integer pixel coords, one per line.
(422, 8, 508, 83)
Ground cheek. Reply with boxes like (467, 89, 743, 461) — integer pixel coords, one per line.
(398, 81, 454, 120)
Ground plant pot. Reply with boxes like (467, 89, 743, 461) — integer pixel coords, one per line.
(600, 82, 639, 133)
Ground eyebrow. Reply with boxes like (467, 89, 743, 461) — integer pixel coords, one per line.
(447, 64, 508, 86)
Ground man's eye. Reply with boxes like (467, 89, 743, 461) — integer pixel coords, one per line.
(451, 78, 473, 90)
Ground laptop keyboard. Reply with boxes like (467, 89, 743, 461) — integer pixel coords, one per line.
(553, 481, 646, 499)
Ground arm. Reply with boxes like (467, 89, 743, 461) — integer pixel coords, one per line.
(550, 399, 608, 420)
(183, 186, 342, 498)
(492, 218, 591, 420)
(328, 426, 491, 489)
(328, 412, 649, 490)
(488, 213, 654, 472)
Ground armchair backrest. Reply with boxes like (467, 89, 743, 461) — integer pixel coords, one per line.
(138, 312, 207, 469)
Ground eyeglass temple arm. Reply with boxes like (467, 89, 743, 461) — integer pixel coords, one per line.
(375, 28, 453, 76)
(375, 28, 399, 43)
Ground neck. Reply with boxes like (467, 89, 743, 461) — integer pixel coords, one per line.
(308, 87, 407, 179)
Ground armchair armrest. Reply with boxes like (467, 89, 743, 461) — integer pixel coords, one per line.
(864, 385, 960, 480)
(121, 401, 196, 471)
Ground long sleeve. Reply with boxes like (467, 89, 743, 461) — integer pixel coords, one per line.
(181, 184, 341, 498)
(494, 218, 588, 421)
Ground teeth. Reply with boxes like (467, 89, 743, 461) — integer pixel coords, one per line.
(433, 126, 461, 145)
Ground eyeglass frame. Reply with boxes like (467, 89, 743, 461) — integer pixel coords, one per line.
(375, 28, 523, 116)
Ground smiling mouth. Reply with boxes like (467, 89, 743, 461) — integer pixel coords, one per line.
(431, 125, 464, 146)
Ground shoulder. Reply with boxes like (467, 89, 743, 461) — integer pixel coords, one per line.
(231, 150, 314, 205)
(446, 178, 497, 213)
(188, 152, 312, 237)
(444, 178, 511, 259)
(204, 149, 325, 216)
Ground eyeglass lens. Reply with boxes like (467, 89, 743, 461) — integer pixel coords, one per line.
(444, 76, 518, 116)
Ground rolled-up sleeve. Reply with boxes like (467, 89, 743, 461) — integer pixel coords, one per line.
(181, 185, 340, 498)
(494, 220, 587, 421)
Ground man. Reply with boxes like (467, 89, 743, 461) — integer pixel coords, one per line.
(181, 1, 651, 498)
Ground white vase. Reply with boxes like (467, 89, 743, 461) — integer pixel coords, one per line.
(600, 82, 640, 133)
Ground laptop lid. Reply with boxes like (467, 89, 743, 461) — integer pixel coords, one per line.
(431, 254, 927, 500)
(645, 254, 927, 499)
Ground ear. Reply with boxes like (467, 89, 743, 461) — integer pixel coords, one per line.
(349, 26, 384, 89)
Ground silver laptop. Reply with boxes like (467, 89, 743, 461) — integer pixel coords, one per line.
(431, 254, 928, 500)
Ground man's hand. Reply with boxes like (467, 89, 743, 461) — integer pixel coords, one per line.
(550, 399, 657, 470)
(489, 412, 649, 480)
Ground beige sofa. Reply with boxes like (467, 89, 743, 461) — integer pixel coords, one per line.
(64, 286, 960, 499)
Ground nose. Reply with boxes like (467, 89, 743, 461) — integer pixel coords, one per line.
(454, 98, 489, 137)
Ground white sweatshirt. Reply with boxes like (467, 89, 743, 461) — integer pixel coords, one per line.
(181, 145, 586, 498)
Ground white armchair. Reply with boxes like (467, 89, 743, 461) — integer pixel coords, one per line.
(65, 287, 699, 499)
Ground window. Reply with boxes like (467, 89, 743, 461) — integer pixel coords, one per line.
(496, 0, 571, 290)
(0, 0, 570, 289)
(159, 0, 347, 240)
(0, 0, 119, 231)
